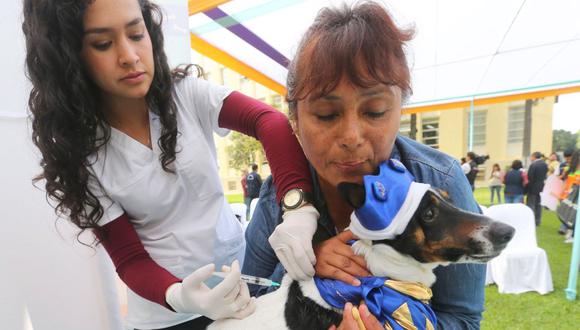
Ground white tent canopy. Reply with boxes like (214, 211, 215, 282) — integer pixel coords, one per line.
(188, 0, 580, 110)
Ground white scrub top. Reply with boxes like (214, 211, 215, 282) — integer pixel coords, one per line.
(87, 76, 245, 329)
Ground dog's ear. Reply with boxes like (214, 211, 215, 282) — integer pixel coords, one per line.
(338, 182, 366, 209)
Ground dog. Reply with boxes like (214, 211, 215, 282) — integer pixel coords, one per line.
(209, 160, 514, 330)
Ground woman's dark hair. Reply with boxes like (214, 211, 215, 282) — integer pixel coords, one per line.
(511, 160, 523, 170)
(563, 149, 580, 180)
(23, 0, 178, 233)
(286, 1, 414, 120)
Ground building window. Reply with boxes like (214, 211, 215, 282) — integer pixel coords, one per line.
(227, 181, 237, 191)
(219, 68, 225, 85)
(471, 110, 487, 155)
(271, 95, 282, 109)
(507, 104, 525, 155)
(472, 110, 487, 147)
(422, 117, 439, 149)
(399, 114, 411, 138)
(240, 76, 250, 90)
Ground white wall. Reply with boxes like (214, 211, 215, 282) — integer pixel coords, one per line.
(0, 118, 123, 330)
(0, 0, 28, 117)
(0, 1, 190, 329)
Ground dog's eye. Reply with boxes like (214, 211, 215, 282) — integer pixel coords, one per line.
(422, 207, 436, 222)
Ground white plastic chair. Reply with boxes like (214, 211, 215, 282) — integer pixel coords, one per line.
(249, 198, 260, 221)
(478, 204, 488, 214)
(229, 203, 247, 224)
(477, 205, 495, 285)
(483, 204, 553, 294)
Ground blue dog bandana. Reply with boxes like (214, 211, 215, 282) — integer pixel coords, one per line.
(349, 159, 431, 240)
(314, 276, 437, 330)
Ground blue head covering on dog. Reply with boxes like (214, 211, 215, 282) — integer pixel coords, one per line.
(348, 159, 431, 240)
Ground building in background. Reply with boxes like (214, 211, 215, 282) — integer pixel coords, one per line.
(191, 54, 283, 195)
(192, 55, 555, 193)
(400, 98, 554, 187)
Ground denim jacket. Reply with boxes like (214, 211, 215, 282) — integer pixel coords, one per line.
(242, 136, 485, 329)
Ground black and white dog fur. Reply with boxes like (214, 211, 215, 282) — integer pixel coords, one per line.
(208, 184, 514, 330)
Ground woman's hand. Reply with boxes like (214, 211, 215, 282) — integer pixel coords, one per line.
(329, 302, 384, 330)
(314, 230, 370, 286)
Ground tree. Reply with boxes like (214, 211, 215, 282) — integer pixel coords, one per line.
(552, 129, 578, 152)
(226, 132, 265, 171)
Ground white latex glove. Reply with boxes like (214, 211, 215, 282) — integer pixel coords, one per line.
(165, 260, 256, 320)
(268, 205, 319, 281)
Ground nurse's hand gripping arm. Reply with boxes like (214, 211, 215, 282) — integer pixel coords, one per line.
(219, 92, 319, 281)
(165, 260, 256, 320)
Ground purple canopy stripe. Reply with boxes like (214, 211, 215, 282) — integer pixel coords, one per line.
(204, 7, 290, 68)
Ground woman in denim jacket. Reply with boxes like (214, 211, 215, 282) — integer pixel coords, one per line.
(243, 2, 485, 329)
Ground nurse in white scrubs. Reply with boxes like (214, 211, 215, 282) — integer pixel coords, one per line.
(22, 0, 319, 329)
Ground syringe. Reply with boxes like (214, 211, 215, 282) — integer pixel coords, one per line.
(212, 271, 280, 287)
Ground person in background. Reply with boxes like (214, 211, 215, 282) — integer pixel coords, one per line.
(245, 164, 263, 211)
(557, 149, 575, 234)
(489, 163, 503, 204)
(559, 148, 574, 179)
(465, 152, 479, 191)
(461, 157, 470, 176)
(504, 160, 528, 203)
(22, 0, 318, 328)
(527, 151, 548, 226)
(243, 2, 486, 328)
(559, 150, 580, 243)
(546, 152, 560, 176)
(241, 168, 250, 217)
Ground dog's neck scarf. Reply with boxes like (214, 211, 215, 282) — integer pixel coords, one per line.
(314, 276, 437, 330)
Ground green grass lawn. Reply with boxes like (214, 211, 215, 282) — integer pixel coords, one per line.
(475, 187, 580, 329)
(228, 189, 580, 328)
(226, 193, 244, 203)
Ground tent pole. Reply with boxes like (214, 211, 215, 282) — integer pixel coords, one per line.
(468, 97, 474, 151)
(565, 191, 580, 300)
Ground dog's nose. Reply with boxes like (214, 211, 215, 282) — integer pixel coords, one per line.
(488, 222, 515, 245)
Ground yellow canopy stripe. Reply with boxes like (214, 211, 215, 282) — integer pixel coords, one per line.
(403, 85, 580, 114)
(188, 0, 231, 16)
(190, 33, 286, 95)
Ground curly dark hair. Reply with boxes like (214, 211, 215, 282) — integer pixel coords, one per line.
(22, 0, 179, 233)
